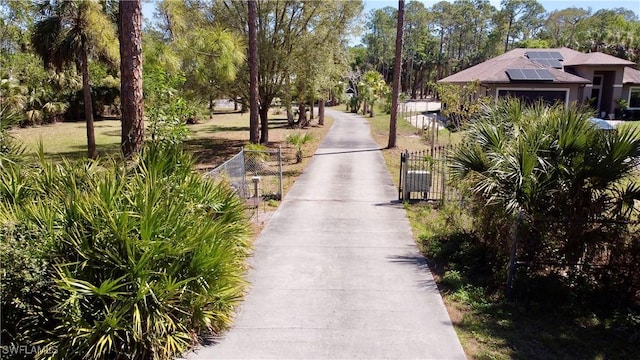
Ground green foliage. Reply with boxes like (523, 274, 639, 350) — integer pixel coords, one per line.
(0, 80, 25, 167)
(450, 98, 640, 303)
(144, 67, 192, 144)
(435, 80, 487, 130)
(0, 144, 250, 359)
(440, 270, 465, 291)
(286, 132, 313, 163)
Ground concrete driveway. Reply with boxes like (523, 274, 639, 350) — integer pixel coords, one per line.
(185, 108, 466, 359)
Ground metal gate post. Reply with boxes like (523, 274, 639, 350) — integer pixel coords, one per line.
(399, 152, 404, 200)
(402, 149, 409, 201)
(278, 145, 283, 200)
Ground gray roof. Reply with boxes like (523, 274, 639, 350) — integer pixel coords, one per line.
(623, 67, 640, 84)
(439, 47, 633, 85)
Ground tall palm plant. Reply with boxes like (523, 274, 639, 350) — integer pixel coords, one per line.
(0, 78, 26, 167)
(359, 70, 388, 117)
(32, 0, 118, 159)
(450, 99, 640, 280)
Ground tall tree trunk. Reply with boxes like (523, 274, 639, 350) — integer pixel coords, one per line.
(388, 0, 404, 149)
(80, 44, 97, 159)
(298, 102, 307, 127)
(119, 0, 144, 159)
(318, 98, 325, 125)
(309, 94, 314, 120)
(504, 17, 513, 53)
(259, 104, 269, 144)
(248, 0, 260, 144)
(437, 29, 444, 79)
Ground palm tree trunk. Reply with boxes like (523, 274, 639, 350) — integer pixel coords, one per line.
(119, 0, 144, 159)
(248, 0, 260, 144)
(80, 44, 97, 159)
(388, 0, 404, 149)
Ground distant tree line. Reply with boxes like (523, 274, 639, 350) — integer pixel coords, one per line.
(354, 0, 640, 99)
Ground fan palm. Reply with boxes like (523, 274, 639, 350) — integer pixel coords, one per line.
(32, 0, 118, 159)
(359, 70, 388, 117)
(0, 78, 27, 124)
(286, 132, 313, 163)
(451, 99, 640, 266)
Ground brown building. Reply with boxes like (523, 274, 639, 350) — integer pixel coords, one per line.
(438, 47, 640, 119)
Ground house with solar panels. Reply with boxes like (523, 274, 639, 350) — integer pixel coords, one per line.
(438, 47, 640, 119)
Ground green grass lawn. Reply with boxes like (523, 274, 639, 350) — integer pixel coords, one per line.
(9, 110, 331, 168)
(10, 120, 122, 158)
(9, 110, 333, 200)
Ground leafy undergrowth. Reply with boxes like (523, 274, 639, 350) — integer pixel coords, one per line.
(405, 202, 640, 360)
(1, 144, 251, 359)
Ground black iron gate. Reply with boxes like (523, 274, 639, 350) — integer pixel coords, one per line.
(399, 145, 455, 201)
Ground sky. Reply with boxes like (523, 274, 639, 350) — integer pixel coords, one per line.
(142, 1, 640, 23)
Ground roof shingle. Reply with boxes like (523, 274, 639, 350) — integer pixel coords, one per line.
(439, 47, 635, 85)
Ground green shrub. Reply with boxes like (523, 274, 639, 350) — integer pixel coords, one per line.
(0, 144, 250, 359)
(449, 99, 640, 303)
(440, 270, 465, 291)
(286, 132, 313, 163)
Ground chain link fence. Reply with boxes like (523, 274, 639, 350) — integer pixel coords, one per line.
(244, 148, 283, 200)
(206, 147, 283, 200)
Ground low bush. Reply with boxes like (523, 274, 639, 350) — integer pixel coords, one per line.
(0, 144, 250, 359)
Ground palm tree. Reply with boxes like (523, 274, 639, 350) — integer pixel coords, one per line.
(0, 78, 27, 125)
(119, 0, 144, 159)
(32, 0, 118, 159)
(286, 132, 313, 163)
(360, 70, 387, 117)
(388, 0, 404, 149)
(0, 78, 26, 167)
(450, 99, 640, 293)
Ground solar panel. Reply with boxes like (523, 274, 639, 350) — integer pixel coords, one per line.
(534, 69, 554, 80)
(522, 69, 539, 79)
(531, 59, 563, 69)
(506, 68, 554, 81)
(548, 59, 562, 68)
(526, 51, 564, 60)
(548, 51, 563, 60)
(506, 69, 526, 80)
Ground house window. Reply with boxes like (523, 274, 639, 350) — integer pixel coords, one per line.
(629, 87, 640, 109)
(497, 89, 568, 106)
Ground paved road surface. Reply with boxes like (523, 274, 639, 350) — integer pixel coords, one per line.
(186, 109, 466, 359)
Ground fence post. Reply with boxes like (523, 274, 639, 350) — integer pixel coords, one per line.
(278, 146, 283, 200)
(402, 149, 410, 201)
(240, 148, 247, 198)
(399, 151, 403, 200)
